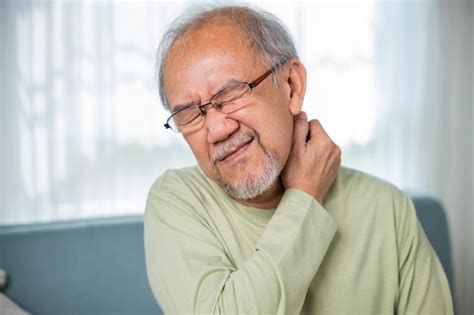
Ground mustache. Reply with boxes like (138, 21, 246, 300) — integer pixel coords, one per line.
(211, 129, 258, 164)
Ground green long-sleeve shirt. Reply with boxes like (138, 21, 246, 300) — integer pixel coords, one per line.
(144, 166, 453, 314)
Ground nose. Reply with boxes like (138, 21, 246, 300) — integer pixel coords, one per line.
(205, 106, 239, 144)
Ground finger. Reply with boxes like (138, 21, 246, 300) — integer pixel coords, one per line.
(293, 111, 309, 148)
(307, 119, 330, 142)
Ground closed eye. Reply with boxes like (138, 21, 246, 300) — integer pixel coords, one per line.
(171, 103, 198, 115)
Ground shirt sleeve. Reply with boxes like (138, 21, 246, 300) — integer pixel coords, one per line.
(395, 193, 454, 314)
(144, 184, 337, 315)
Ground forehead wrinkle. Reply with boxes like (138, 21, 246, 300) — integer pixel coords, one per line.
(163, 19, 267, 112)
(164, 18, 257, 73)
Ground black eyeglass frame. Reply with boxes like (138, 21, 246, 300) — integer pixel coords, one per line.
(163, 64, 279, 131)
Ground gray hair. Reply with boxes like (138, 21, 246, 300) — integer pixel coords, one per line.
(156, 4, 299, 110)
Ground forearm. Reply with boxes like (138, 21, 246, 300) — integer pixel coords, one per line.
(145, 188, 337, 314)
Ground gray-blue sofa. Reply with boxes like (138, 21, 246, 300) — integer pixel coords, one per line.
(0, 195, 454, 315)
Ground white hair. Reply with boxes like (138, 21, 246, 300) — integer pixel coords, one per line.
(155, 3, 299, 110)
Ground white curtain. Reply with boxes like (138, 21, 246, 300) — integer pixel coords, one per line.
(371, 2, 473, 314)
(0, 0, 472, 313)
(0, 1, 196, 223)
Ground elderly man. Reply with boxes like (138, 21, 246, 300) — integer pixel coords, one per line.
(144, 4, 453, 314)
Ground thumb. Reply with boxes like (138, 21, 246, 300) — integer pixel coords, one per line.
(293, 111, 309, 148)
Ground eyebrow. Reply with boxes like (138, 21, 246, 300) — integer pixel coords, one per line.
(171, 102, 198, 114)
(170, 78, 245, 113)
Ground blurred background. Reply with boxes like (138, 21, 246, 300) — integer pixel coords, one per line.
(0, 0, 472, 313)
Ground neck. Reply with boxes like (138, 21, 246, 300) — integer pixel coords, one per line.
(236, 178, 285, 209)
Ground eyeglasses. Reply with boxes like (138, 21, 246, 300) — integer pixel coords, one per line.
(164, 65, 278, 133)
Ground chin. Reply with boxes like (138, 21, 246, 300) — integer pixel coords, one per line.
(214, 150, 281, 200)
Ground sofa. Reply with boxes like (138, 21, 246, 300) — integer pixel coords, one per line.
(0, 195, 454, 315)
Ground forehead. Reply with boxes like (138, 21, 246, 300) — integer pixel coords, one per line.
(163, 21, 262, 107)
(165, 20, 257, 70)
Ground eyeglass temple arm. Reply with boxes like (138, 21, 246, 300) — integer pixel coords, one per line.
(249, 65, 277, 89)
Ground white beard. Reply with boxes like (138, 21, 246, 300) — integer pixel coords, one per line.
(215, 143, 280, 201)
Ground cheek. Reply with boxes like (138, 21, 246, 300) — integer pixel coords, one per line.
(268, 115, 294, 167)
(184, 133, 216, 176)
(186, 135, 208, 161)
(246, 100, 295, 167)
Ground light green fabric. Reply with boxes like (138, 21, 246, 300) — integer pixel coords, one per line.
(144, 166, 453, 314)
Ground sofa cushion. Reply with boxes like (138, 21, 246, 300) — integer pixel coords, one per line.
(0, 215, 162, 315)
(0, 293, 30, 315)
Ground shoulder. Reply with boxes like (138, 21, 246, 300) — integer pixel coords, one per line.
(148, 165, 214, 198)
(332, 166, 407, 202)
(327, 167, 415, 226)
(150, 166, 202, 190)
(145, 166, 220, 223)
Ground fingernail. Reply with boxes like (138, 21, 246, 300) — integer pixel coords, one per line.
(300, 111, 307, 119)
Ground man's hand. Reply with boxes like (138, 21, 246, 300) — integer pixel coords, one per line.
(282, 112, 341, 204)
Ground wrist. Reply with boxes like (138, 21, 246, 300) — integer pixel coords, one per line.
(287, 183, 323, 204)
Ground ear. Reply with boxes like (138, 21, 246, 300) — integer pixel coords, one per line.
(286, 60, 307, 116)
